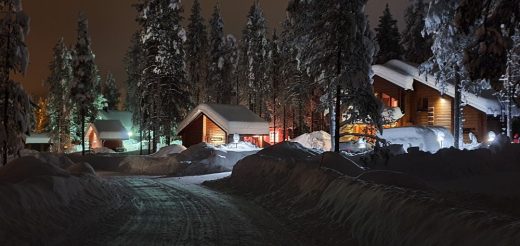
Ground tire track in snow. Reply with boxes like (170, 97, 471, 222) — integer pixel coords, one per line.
(72, 177, 304, 246)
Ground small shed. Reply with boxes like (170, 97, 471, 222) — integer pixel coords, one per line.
(85, 120, 129, 150)
(178, 104, 269, 147)
(25, 133, 52, 152)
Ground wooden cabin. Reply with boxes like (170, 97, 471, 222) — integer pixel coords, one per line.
(371, 60, 505, 143)
(178, 104, 270, 148)
(85, 120, 129, 151)
(25, 133, 52, 152)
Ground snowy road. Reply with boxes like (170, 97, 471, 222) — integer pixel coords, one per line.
(71, 175, 304, 246)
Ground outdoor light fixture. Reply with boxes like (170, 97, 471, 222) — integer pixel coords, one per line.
(487, 131, 496, 143)
(128, 131, 133, 137)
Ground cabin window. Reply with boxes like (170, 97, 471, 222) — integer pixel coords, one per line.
(381, 93, 399, 108)
(418, 98, 429, 112)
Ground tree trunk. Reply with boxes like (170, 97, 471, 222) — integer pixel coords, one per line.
(329, 88, 336, 152)
(453, 71, 463, 149)
(81, 112, 85, 156)
(298, 101, 304, 135)
(334, 85, 341, 153)
(283, 105, 287, 141)
(3, 88, 9, 165)
(147, 130, 151, 155)
(272, 86, 276, 144)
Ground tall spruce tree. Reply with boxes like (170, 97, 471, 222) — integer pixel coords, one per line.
(186, 0, 208, 105)
(124, 31, 144, 151)
(46, 38, 73, 152)
(401, 0, 432, 64)
(375, 4, 402, 64)
(0, 0, 32, 164)
(207, 3, 225, 103)
(137, 0, 191, 149)
(288, 0, 382, 152)
(240, 2, 270, 119)
(103, 72, 120, 110)
(421, 0, 486, 148)
(71, 14, 100, 155)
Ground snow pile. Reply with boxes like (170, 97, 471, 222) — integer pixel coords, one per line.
(363, 144, 520, 197)
(92, 147, 116, 154)
(118, 142, 259, 176)
(215, 141, 260, 152)
(379, 126, 454, 153)
(152, 144, 187, 157)
(290, 131, 332, 152)
(227, 142, 520, 245)
(0, 155, 122, 245)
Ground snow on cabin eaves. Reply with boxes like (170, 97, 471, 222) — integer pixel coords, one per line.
(373, 59, 503, 116)
(178, 104, 269, 135)
(89, 120, 130, 140)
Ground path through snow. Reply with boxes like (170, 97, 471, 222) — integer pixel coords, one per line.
(70, 175, 304, 246)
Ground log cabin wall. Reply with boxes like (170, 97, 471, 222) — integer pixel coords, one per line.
(411, 83, 453, 132)
(463, 106, 487, 142)
(203, 115, 227, 146)
(180, 114, 204, 147)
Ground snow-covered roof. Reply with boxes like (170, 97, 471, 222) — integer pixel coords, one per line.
(26, 133, 51, 144)
(89, 120, 129, 140)
(373, 60, 504, 116)
(178, 104, 269, 135)
(98, 110, 133, 131)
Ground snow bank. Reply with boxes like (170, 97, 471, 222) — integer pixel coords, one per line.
(290, 131, 332, 152)
(118, 142, 259, 176)
(363, 144, 520, 196)
(227, 142, 520, 245)
(0, 155, 122, 245)
(215, 141, 260, 152)
(151, 144, 187, 157)
(379, 126, 454, 153)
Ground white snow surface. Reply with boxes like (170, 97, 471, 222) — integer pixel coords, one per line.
(0, 154, 121, 245)
(290, 131, 332, 152)
(229, 142, 520, 245)
(118, 142, 258, 176)
(152, 144, 187, 157)
(379, 126, 454, 153)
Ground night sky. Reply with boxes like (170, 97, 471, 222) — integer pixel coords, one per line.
(20, 0, 408, 97)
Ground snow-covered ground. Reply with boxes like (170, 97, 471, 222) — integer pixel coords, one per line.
(220, 141, 520, 245)
(66, 141, 259, 176)
(0, 154, 123, 245)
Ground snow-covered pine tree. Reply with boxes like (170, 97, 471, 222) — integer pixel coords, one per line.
(268, 30, 282, 141)
(290, 0, 383, 152)
(137, 0, 192, 148)
(103, 72, 120, 110)
(455, 0, 520, 87)
(401, 0, 432, 64)
(219, 34, 239, 105)
(207, 3, 225, 103)
(375, 4, 403, 64)
(46, 38, 73, 152)
(71, 14, 100, 155)
(124, 31, 144, 152)
(186, 0, 208, 105)
(239, 2, 270, 119)
(34, 97, 48, 134)
(0, 0, 32, 164)
(421, 0, 488, 148)
(498, 26, 520, 137)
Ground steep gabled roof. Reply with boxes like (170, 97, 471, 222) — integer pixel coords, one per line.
(373, 60, 504, 116)
(178, 104, 269, 135)
(89, 120, 129, 140)
(98, 110, 133, 131)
